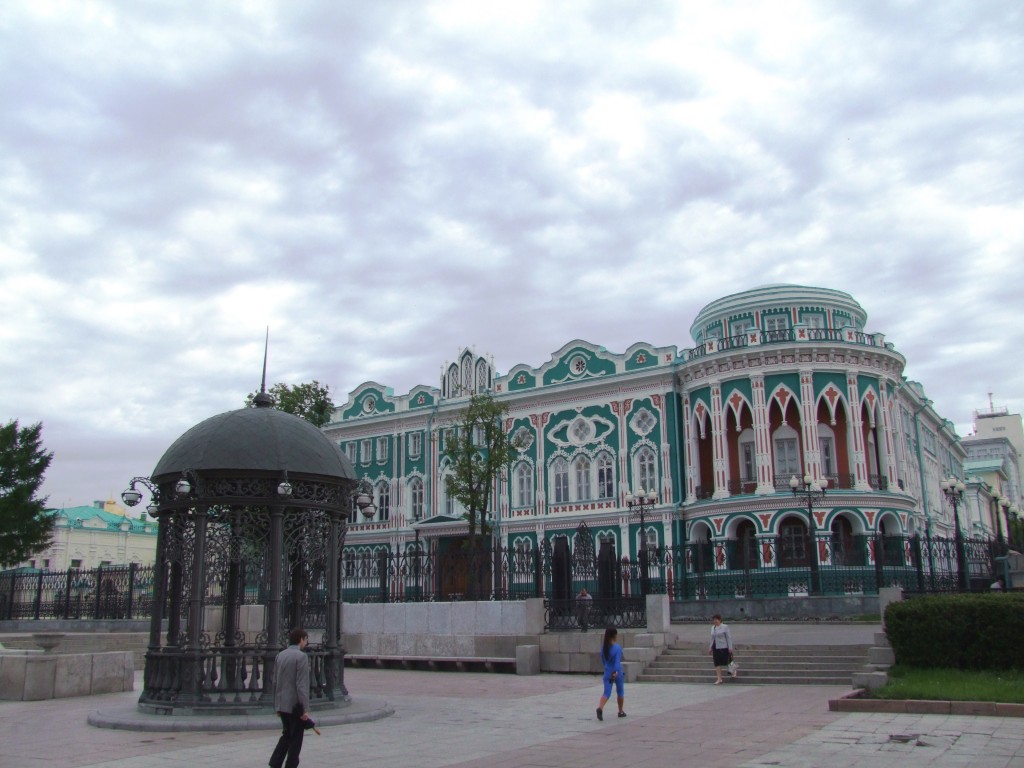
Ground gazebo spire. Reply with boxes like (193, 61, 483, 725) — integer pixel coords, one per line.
(254, 327, 274, 408)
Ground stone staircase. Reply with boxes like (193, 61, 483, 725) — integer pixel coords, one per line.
(637, 642, 871, 685)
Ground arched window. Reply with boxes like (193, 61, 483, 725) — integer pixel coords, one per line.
(596, 452, 615, 499)
(818, 423, 836, 479)
(778, 516, 808, 568)
(376, 482, 390, 521)
(515, 462, 534, 508)
(636, 447, 657, 493)
(574, 455, 592, 500)
(772, 424, 801, 482)
(732, 520, 759, 570)
(440, 471, 456, 517)
(738, 428, 756, 483)
(513, 538, 533, 574)
(831, 515, 860, 566)
(552, 458, 569, 504)
(409, 477, 424, 521)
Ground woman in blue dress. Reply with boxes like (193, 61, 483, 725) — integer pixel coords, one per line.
(596, 626, 625, 720)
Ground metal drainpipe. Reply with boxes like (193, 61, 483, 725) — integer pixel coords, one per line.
(671, 353, 687, 597)
(912, 401, 932, 531)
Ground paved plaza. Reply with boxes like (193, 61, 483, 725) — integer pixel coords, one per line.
(2, 662, 1023, 768)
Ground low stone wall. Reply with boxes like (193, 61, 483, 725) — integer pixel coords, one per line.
(342, 599, 544, 660)
(0, 631, 150, 670)
(0, 650, 134, 701)
(341, 595, 676, 680)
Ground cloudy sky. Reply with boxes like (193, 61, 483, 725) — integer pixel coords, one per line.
(1, 1, 1021, 510)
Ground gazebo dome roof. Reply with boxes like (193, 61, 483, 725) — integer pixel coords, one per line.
(152, 402, 354, 481)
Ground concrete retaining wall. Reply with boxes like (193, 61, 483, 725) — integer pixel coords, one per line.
(0, 650, 134, 701)
(341, 595, 676, 680)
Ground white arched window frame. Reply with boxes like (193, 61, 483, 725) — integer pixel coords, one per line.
(376, 481, 390, 521)
(574, 455, 592, 500)
(512, 537, 534, 576)
(596, 451, 615, 499)
(440, 469, 460, 517)
(552, 457, 570, 504)
(772, 424, 801, 481)
(635, 446, 657, 494)
(738, 428, 756, 482)
(817, 423, 836, 478)
(514, 462, 534, 508)
(409, 477, 424, 521)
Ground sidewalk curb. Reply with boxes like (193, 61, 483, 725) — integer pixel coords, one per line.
(87, 696, 395, 732)
(829, 690, 1024, 718)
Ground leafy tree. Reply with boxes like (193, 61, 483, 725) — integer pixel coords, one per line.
(245, 380, 335, 427)
(442, 393, 517, 552)
(0, 420, 55, 567)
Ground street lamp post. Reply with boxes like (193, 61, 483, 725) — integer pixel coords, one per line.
(1008, 504, 1021, 550)
(992, 490, 1005, 546)
(789, 474, 826, 596)
(121, 477, 162, 517)
(354, 478, 377, 521)
(625, 487, 657, 596)
(940, 478, 968, 591)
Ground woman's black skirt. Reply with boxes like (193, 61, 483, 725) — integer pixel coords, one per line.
(712, 646, 731, 668)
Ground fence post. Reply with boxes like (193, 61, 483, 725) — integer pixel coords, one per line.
(94, 565, 103, 619)
(377, 549, 388, 603)
(911, 534, 924, 592)
(64, 568, 73, 619)
(33, 570, 43, 620)
(873, 534, 884, 593)
(534, 548, 543, 598)
(127, 562, 137, 618)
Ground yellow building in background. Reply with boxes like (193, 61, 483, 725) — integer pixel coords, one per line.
(20, 499, 159, 571)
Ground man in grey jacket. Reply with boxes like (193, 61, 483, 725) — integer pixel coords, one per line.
(269, 627, 311, 768)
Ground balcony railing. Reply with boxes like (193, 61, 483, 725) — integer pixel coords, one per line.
(684, 326, 888, 361)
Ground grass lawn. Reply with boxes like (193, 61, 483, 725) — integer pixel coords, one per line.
(875, 665, 1024, 703)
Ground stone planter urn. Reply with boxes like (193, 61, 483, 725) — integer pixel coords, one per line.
(32, 632, 66, 653)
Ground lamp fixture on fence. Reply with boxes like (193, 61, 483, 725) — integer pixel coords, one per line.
(625, 487, 657, 596)
(939, 477, 968, 590)
(789, 474, 827, 596)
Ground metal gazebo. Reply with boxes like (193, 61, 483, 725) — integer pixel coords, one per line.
(123, 392, 355, 714)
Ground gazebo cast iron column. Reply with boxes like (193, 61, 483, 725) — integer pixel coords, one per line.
(325, 508, 347, 698)
(262, 503, 285, 705)
(177, 503, 209, 706)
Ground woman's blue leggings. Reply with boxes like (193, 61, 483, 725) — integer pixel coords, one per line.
(602, 673, 625, 698)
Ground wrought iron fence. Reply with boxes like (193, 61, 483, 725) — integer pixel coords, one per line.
(1, 531, 1002, 630)
(0, 563, 159, 621)
(676, 532, 999, 600)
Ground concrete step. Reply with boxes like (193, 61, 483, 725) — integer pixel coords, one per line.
(638, 641, 869, 686)
(637, 672, 852, 685)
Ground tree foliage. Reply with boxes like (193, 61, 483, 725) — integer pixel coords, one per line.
(0, 420, 55, 567)
(245, 380, 335, 427)
(442, 393, 516, 551)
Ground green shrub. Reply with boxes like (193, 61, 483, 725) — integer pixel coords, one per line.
(884, 593, 1024, 670)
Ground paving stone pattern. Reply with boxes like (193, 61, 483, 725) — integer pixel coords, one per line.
(2, 667, 1023, 768)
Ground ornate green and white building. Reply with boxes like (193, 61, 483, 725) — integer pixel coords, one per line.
(323, 285, 978, 598)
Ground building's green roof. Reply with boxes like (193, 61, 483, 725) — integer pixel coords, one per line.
(47, 505, 155, 534)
